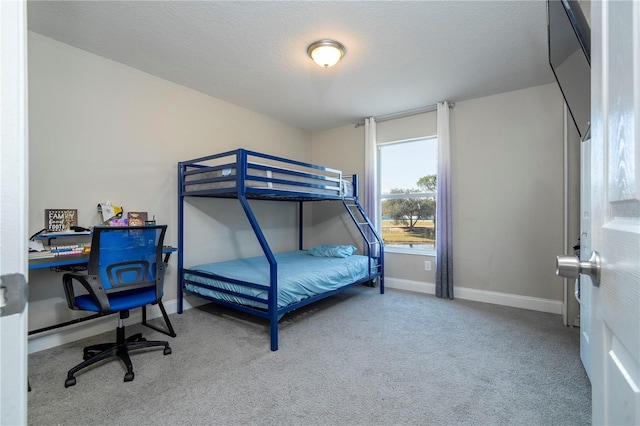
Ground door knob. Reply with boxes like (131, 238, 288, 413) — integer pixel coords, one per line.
(556, 251, 601, 286)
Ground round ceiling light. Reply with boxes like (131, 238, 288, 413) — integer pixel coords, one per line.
(307, 39, 346, 68)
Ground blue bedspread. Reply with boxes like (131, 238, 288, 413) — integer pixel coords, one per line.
(183, 250, 373, 309)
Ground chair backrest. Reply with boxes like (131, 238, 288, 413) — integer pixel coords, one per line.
(88, 225, 167, 300)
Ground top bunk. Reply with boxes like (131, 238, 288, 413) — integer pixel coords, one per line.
(179, 148, 356, 201)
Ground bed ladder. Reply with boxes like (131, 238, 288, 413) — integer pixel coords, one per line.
(341, 199, 384, 293)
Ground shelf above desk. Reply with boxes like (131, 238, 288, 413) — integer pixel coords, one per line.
(34, 230, 91, 246)
(28, 246, 177, 270)
(35, 231, 91, 238)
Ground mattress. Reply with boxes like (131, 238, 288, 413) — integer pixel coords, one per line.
(183, 162, 353, 197)
(183, 250, 374, 309)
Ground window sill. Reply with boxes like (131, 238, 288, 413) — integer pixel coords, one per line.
(385, 248, 436, 257)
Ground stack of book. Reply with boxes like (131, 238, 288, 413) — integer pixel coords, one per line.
(29, 243, 89, 260)
(28, 250, 55, 260)
(50, 243, 87, 256)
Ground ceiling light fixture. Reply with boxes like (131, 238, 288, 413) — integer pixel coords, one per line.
(307, 39, 346, 68)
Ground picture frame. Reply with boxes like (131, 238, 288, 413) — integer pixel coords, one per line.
(127, 211, 148, 227)
(45, 209, 78, 232)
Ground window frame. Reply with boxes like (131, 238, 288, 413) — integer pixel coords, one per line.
(377, 136, 437, 256)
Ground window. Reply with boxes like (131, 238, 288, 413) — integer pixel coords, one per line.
(378, 137, 437, 254)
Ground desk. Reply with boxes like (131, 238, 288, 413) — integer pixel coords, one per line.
(28, 246, 178, 337)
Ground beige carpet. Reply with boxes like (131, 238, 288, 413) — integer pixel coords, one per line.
(28, 288, 591, 425)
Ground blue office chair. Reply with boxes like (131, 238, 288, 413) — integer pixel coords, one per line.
(62, 225, 171, 387)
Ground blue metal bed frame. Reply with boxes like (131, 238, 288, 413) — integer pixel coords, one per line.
(177, 148, 384, 351)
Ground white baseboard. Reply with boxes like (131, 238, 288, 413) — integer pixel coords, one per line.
(384, 277, 563, 315)
(385, 278, 436, 294)
(27, 296, 209, 354)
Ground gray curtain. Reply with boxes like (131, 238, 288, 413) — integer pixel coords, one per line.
(436, 101, 453, 299)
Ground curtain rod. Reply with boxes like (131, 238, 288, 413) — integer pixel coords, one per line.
(354, 102, 455, 128)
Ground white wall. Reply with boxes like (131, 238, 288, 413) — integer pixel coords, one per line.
(452, 83, 564, 301)
(312, 83, 567, 308)
(306, 125, 367, 251)
(27, 33, 311, 350)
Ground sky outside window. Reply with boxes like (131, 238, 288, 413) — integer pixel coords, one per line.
(380, 138, 437, 194)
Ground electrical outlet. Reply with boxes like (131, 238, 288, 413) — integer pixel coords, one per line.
(424, 261, 431, 271)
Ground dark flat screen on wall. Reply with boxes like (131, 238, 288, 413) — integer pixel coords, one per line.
(547, 0, 591, 139)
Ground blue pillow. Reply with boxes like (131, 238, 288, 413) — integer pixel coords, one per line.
(308, 244, 357, 258)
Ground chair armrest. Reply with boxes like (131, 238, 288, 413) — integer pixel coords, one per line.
(62, 272, 112, 313)
(153, 262, 168, 301)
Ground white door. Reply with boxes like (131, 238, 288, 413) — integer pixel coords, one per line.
(0, 0, 29, 424)
(590, 0, 640, 424)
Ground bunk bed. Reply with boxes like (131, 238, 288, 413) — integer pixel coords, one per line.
(177, 148, 384, 351)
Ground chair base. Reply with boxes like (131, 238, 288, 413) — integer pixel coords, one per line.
(65, 313, 171, 388)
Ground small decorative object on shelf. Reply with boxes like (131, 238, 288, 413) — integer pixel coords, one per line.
(98, 201, 124, 224)
(127, 211, 148, 226)
(45, 209, 77, 232)
(109, 218, 129, 227)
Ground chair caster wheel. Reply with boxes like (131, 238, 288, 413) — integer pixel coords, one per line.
(65, 377, 76, 388)
(124, 372, 134, 382)
(164, 347, 172, 355)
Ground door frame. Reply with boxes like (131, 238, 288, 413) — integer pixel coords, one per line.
(0, 0, 29, 423)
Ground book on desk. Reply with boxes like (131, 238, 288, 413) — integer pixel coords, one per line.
(29, 230, 92, 260)
(28, 244, 89, 260)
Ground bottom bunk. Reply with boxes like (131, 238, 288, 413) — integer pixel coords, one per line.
(181, 247, 383, 350)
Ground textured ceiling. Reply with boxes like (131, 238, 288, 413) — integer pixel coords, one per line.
(27, 1, 554, 133)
